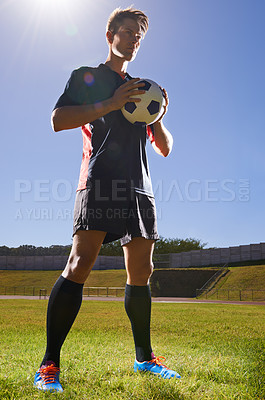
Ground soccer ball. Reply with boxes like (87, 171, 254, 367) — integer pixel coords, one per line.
(121, 79, 166, 126)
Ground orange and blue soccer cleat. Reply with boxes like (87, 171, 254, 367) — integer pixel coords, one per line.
(134, 356, 181, 379)
(34, 361, 63, 392)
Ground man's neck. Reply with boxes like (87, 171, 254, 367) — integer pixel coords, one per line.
(105, 53, 128, 75)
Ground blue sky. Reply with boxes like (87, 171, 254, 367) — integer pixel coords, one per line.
(1, 0, 264, 249)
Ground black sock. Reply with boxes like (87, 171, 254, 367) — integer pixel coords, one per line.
(41, 275, 83, 368)
(124, 284, 153, 362)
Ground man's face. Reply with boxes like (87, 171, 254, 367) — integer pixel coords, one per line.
(110, 18, 142, 62)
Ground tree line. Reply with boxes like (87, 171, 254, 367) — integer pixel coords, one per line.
(0, 238, 206, 257)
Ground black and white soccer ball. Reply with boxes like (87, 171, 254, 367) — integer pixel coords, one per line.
(121, 79, 166, 126)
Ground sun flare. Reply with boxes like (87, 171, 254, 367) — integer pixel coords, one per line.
(24, 0, 77, 33)
(26, 0, 75, 18)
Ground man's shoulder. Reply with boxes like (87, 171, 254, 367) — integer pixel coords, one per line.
(71, 64, 110, 78)
(72, 65, 98, 73)
(65, 64, 119, 103)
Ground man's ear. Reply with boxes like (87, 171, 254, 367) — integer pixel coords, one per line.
(106, 30, 114, 44)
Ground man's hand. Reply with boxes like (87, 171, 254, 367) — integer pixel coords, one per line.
(155, 87, 169, 123)
(151, 87, 173, 157)
(51, 79, 146, 132)
(111, 78, 146, 110)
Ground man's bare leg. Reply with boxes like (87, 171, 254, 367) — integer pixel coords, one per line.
(62, 230, 106, 283)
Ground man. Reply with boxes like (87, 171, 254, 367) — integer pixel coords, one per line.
(34, 7, 180, 392)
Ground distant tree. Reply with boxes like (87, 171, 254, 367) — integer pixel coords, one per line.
(154, 237, 207, 254)
(48, 245, 71, 255)
(0, 238, 206, 256)
(99, 241, 123, 256)
(10, 245, 37, 256)
(0, 244, 71, 256)
(0, 246, 11, 256)
(99, 237, 206, 256)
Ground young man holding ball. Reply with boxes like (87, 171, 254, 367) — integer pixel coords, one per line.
(34, 7, 180, 392)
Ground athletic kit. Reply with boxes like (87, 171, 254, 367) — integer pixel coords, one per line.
(33, 62, 180, 394)
(54, 63, 159, 244)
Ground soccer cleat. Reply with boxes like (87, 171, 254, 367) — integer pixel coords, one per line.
(134, 356, 181, 379)
(34, 361, 63, 392)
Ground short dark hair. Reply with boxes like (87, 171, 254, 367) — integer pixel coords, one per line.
(106, 6, 149, 37)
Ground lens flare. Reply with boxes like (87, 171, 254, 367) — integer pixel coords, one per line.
(84, 72, 95, 86)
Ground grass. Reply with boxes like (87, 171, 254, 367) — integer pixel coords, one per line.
(0, 270, 62, 288)
(216, 265, 265, 291)
(1, 265, 264, 288)
(0, 270, 127, 295)
(1, 266, 264, 300)
(204, 265, 265, 301)
(0, 299, 264, 399)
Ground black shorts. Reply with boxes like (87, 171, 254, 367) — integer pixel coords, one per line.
(73, 188, 159, 245)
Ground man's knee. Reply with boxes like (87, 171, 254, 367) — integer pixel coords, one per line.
(128, 261, 154, 286)
(63, 253, 94, 283)
(142, 262, 153, 280)
(62, 230, 106, 283)
(68, 253, 95, 271)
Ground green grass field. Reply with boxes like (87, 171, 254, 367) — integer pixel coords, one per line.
(0, 269, 128, 288)
(1, 265, 264, 297)
(0, 270, 128, 296)
(215, 265, 265, 291)
(0, 299, 264, 399)
(204, 265, 265, 301)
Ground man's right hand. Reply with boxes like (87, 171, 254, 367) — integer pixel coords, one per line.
(52, 79, 146, 132)
(111, 78, 146, 111)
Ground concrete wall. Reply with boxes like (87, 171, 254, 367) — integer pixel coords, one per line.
(150, 269, 218, 297)
(0, 242, 264, 270)
(168, 242, 265, 268)
(0, 255, 125, 270)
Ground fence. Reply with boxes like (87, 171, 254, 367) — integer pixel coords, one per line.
(0, 286, 47, 296)
(83, 287, 124, 297)
(0, 286, 125, 298)
(1, 285, 264, 301)
(196, 288, 265, 301)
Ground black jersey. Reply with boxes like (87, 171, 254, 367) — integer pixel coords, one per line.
(54, 63, 155, 199)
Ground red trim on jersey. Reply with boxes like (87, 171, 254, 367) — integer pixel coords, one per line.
(77, 124, 92, 191)
(118, 72, 126, 79)
(146, 125, 155, 143)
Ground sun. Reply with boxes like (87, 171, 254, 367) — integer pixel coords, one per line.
(25, 0, 75, 19)
(24, 0, 77, 33)
(35, 0, 70, 6)
(8, 0, 79, 69)
(36, 0, 73, 12)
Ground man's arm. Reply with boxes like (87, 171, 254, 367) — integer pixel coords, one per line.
(151, 120, 173, 157)
(51, 78, 145, 132)
(52, 100, 113, 132)
(151, 88, 173, 157)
